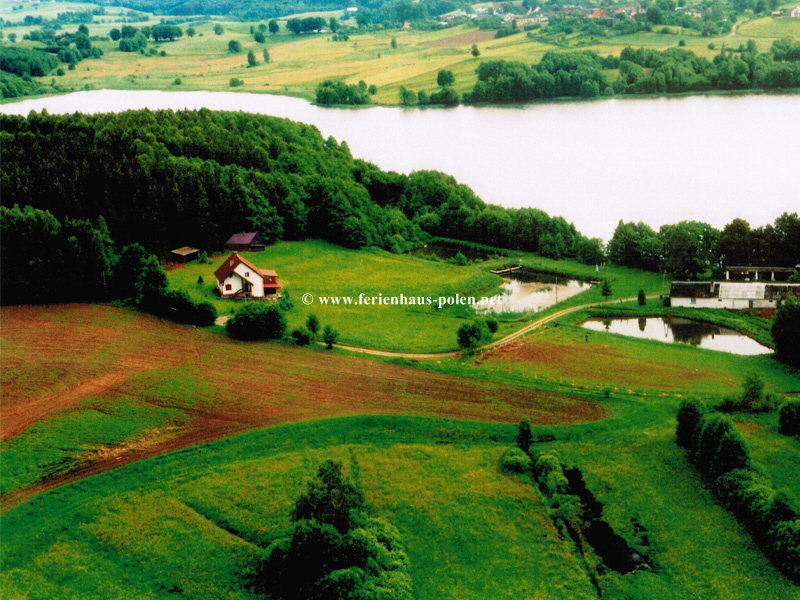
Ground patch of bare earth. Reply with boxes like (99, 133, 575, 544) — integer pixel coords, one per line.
(1, 305, 606, 509)
(482, 331, 716, 390)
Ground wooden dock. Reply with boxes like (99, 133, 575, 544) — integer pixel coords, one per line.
(490, 266, 522, 275)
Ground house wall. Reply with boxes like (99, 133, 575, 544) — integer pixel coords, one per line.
(671, 297, 779, 309)
(234, 263, 264, 297)
(672, 297, 730, 309)
(218, 274, 243, 297)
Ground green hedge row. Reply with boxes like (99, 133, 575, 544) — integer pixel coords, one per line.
(676, 399, 800, 583)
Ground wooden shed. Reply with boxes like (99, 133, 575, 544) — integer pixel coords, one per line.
(170, 246, 201, 264)
(225, 232, 266, 252)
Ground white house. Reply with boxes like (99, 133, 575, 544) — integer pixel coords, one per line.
(214, 253, 281, 299)
(792, 6, 800, 18)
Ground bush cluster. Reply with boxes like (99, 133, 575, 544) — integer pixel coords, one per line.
(676, 398, 800, 582)
(779, 400, 800, 437)
(253, 460, 413, 600)
(140, 289, 216, 326)
(226, 303, 287, 341)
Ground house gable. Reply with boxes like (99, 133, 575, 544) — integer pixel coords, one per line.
(214, 253, 282, 299)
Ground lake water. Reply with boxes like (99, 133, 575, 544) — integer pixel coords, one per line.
(2, 90, 798, 242)
(582, 316, 771, 355)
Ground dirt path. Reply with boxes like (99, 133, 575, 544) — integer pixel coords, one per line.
(335, 295, 650, 359)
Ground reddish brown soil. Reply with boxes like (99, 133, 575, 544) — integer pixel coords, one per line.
(1, 305, 605, 509)
(422, 30, 495, 48)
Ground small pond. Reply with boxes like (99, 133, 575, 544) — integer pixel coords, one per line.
(582, 316, 771, 355)
(476, 274, 590, 314)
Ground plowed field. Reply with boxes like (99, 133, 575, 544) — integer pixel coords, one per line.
(1, 304, 604, 507)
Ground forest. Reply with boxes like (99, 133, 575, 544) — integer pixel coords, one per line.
(0, 109, 604, 304)
(464, 40, 800, 103)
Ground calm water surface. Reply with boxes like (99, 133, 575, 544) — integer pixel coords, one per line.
(476, 277, 588, 313)
(2, 90, 797, 242)
(582, 316, 771, 355)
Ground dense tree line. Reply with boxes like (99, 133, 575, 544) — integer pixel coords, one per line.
(286, 16, 327, 34)
(1, 109, 602, 266)
(607, 214, 800, 279)
(0, 47, 60, 77)
(676, 399, 800, 583)
(465, 40, 800, 103)
(315, 80, 371, 105)
(0, 205, 216, 325)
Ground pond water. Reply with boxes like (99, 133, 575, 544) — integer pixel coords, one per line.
(476, 275, 589, 314)
(582, 316, 771, 355)
(1, 90, 798, 242)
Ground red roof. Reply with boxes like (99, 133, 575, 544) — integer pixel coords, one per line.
(589, 9, 607, 17)
(214, 253, 281, 289)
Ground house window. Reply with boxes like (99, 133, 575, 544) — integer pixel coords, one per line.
(225, 284, 232, 291)
(690, 298, 696, 304)
(245, 271, 250, 277)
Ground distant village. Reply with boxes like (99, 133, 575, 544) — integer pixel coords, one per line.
(435, 3, 800, 28)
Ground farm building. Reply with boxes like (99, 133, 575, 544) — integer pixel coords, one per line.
(725, 266, 797, 282)
(670, 281, 800, 310)
(225, 232, 266, 253)
(214, 253, 281, 299)
(170, 246, 201, 264)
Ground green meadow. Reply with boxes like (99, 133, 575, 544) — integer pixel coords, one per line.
(3, 412, 797, 600)
(166, 240, 668, 352)
(168, 240, 505, 352)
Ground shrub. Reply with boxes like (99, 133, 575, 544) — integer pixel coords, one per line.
(740, 371, 766, 411)
(779, 400, 800, 436)
(708, 428, 750, 479)
(637, 288, 646, 305)
(500, 447, 533, 474)
(306, 314, 320, 338)
(532, 452, 568, 497)
(694, 413, 732, 474)
(772, 295, 800, 366)
(516, 418, 533, 454)
(322, 324, 339, 349)
(140, 289, 216, 326)
(676, 398, 709, 451)
(291, 328, 311, 346)
(456, 319, 492, 354)
(226, 303, 286, 340)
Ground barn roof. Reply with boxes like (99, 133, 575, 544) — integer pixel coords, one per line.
(226, 232, 264, 246)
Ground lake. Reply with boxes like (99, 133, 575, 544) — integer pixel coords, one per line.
(582, 316, 772, 355)
(2, 90, 798, 242)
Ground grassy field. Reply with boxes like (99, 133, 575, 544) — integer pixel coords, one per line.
(2, 414, 798, 600)
(5, 2, 799, 105)
(168, 240, 507, 352)
(166, 240, 667, 353)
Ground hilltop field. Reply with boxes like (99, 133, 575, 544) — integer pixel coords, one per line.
(2, 239, 799, 599)
(2, 0, 800, 103)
